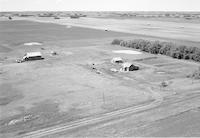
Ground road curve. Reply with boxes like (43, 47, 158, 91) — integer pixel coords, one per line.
(20, 87, 163, 138)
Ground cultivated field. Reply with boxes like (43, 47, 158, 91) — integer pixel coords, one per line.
(0, 16, 200, 137)
(22, 16, 200, 45)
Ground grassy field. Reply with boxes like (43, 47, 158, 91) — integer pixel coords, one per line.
(21, 17, 200, 46)
(0, 19, 200, 137)
(0, 20, 133, 50)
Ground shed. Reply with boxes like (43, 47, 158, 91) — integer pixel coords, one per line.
(111, 57, 123, 63)
(23, 52, 42, 61)
(121, 62, 139, 72)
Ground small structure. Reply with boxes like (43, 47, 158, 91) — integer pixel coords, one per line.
(120, 62, 139, 72)
(54, 16, 60, 19)
(22, 52, 43, 61)
(161, 81, 168, 87)
(8, 16, 12, 20)
(111, 57, 123, 63)
(16, 59, 24, 63)
(50, 51, 57, 55)
(110, 68, 118, 72)
(70, 14, 80, 19)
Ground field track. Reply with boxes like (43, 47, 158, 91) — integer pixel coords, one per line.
(20, 87, 163, 138)
(20, 88, 200, 138)
(20, 90, 200, 138)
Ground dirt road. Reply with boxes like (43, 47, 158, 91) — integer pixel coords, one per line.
(20, 87, 163, 138)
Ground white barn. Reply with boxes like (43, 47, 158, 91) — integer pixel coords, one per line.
(23, 52, 42, 61)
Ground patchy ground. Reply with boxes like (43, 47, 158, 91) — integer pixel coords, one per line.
(0, 19, 200, 137)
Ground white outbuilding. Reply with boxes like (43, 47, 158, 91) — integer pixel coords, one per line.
(111, 57, 123, 63)
(22, 52, 43, 61)
(120, 62, 139, 72)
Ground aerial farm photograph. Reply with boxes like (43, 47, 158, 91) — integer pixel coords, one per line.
(0, 0, 200, 137)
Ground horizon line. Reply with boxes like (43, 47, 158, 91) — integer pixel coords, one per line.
(1, 10, 200, 13)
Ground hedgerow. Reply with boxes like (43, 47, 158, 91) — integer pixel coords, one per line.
(111, 39, 200, 62)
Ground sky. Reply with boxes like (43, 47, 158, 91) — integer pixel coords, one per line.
(0, 0, 200, 12)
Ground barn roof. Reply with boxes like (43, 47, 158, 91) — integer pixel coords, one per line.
(112, 57, 123, 61)
(25, 52, 42, 57)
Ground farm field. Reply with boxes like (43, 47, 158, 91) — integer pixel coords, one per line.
(0, 18, 200, 137)
(19, 16, 200, 46)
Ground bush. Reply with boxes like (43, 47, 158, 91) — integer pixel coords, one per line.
(159, 42, 173, 55)
(148, 41, 162, 54)
(141, 41, 151, 52)
(183, 54, 190, 60)
(191, 67, 200, 79)
(128, 40, 136, 48)
(111, 39, 123, 45)
(133, 39, 142, 49)
(193, 55, 200, 62)
(120, 40, 128, 47)
(138, 39, 149, 50)
(177, 45, 187, 53)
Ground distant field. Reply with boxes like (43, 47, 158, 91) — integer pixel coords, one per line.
(22, 17, 200, 46)
(0, 20, 133, 48)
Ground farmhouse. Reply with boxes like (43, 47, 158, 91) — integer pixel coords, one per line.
(22, 52, 43, 61)
(111, 57, 123, 63)
(120, 62, 139, 72)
